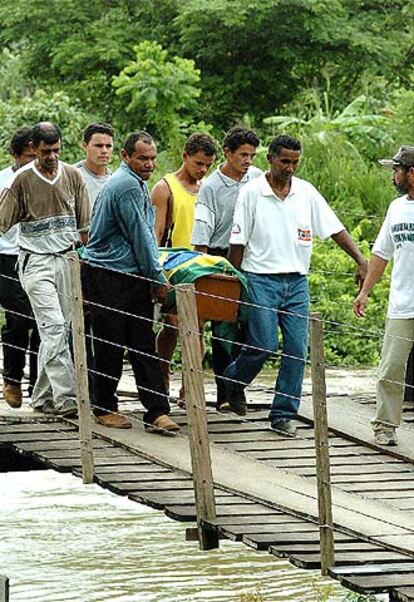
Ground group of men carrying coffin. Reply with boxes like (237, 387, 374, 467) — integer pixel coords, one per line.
(0, 120, 413, 447)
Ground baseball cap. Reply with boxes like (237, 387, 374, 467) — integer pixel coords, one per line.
(379, 145, 414, 167)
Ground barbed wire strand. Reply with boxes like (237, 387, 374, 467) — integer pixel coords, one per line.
(2, 322, 414, 510)
(0, 260, 395, 342)
(2, 351, 413, 515)
(3, 260, 414, 372)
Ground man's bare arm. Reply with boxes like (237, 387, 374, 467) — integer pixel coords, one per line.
(151, 179, 171, 245)
(353, 255, 388, 317)
(80, 231, 88, 246)
(194, 245, 208, 254)
(227, 244, 245, 270)
(331, 229, 368, 289)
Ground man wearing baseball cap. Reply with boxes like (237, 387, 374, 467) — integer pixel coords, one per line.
(354, 145, 414, 446)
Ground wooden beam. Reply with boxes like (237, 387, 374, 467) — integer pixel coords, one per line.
(68, 252, 94, 484)
(0, 575, 9, 602)
(310, 312, 335, 574)
(176, 284, 219, 550)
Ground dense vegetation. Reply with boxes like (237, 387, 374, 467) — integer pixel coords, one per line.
(0, 0, 413, 365)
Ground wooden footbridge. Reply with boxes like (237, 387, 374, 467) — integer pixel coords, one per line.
(2, 376, 414, 601)
(2, 276, 414, 601)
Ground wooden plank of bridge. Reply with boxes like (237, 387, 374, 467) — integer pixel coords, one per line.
(243, 531, 353, 549)
(297, 392, 414, 463)
(223, 522, 319, 542)
(393, 587, 414, 601)
(269, 541, 379, 556)
(329, 564, 414, 577)
(338, 573, 414, 595)
(57, 418, 414, 557)
(3, 417, 414, 601)
(130, 492, 234, 511)
(290, 551, 409, 570)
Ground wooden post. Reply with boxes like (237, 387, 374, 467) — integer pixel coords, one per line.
(176, 284, 219, 550)
(68, 251, 94, 484)
(0, 576, 8, 602)
(310, 312, 335, 574)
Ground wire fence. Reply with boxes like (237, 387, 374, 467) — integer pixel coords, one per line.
(1, 254, 414, 519)
(1, 257, 413, 385)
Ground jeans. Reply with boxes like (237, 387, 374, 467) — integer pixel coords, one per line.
(224, 272, 309, 420)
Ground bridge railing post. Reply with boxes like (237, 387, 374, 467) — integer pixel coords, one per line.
(176, 283, 219, 550)
(310, 311, 335, 574)
(0, 575, 9, 602)
(68, 251, 94, 484)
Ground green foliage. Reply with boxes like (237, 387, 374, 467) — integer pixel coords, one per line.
(387, 83, 414, 148)
(264, 90, 392, 161)
(0, 0, 412, 368)
(343, 593, 378, 602)
(310, 232, 390, 366)
(0, 0, 180, 117)
(311, 575, 335, 601)
(0, 49, 29, 101)
(0, 90, 91, 167)
(113, 41, 201, 146)
(176, 0, 414, 125)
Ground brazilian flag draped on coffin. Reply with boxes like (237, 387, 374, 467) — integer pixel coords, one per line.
(159, 248, 248, 351)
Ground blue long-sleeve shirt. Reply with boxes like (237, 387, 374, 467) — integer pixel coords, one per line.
(84, 162, 166, 285)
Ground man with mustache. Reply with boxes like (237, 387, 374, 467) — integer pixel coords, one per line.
(0, 121, 90, 417)
(225, 134, 367, 436)
(83, 131, 179, 432)
(354, 145, 414, 446)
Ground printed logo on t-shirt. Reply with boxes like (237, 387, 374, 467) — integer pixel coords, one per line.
(297, 226, 312, 244)
(392, 222, 414, 248)
(232, 223, 241, 235)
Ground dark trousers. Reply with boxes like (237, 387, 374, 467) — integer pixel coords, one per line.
(211, 320, 246, 403)
(0, 254, 39, 392)
(83, 264, 170, 423)
(208, 247, 245, 404)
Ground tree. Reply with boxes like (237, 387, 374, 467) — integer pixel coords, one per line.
(112, 41, 201, 146)
(0, 90, 91, 166)
(0, 0, 180, 119)
(175, 0, 414, 125)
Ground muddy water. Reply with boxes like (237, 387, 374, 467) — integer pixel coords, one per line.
(0, 470, 363, 602)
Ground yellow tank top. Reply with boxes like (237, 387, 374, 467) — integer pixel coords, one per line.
(164, 172, 197, 249)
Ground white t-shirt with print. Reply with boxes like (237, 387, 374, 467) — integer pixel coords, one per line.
(372, 195, 414, 318)
(229, 173, 344, 274)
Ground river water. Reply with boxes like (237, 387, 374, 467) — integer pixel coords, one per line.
(0, 469, 364, 602)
